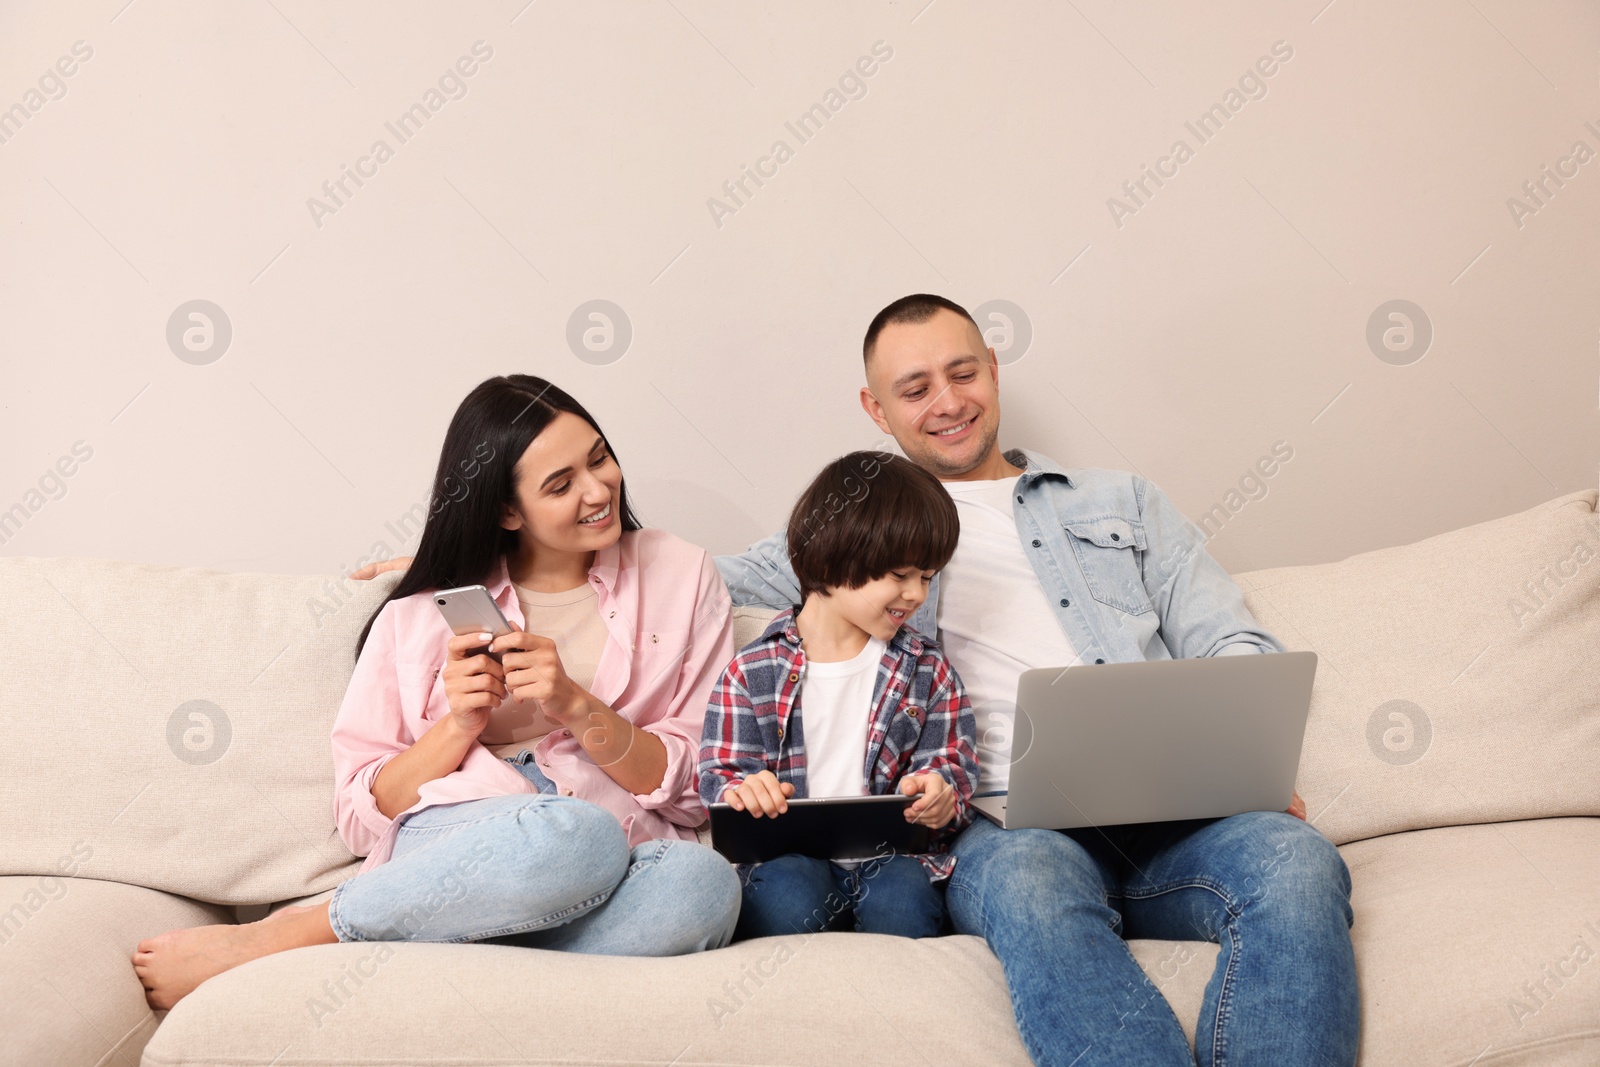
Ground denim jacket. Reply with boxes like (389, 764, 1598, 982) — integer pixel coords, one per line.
(714, 450, 1283, 666)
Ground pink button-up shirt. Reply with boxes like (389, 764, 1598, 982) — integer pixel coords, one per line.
(331, 528, 735, 875)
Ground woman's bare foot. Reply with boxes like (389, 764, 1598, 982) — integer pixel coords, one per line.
(132, 903, 338, 1011)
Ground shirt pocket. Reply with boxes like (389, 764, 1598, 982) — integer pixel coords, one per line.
(630, 627, 692, 690)
(394, 661, 444, 723)
(1063, 517, 1154, 617)
(878, 704, 927, 771)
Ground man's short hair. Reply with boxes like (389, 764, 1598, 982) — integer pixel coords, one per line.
(862, 294, 979, 365)
(786, 451, 960, 602)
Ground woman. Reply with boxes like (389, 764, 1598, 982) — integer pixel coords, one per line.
(133, 375, 740, 1010)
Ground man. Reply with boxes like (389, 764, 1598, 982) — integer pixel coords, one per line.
(715, 295, 1357, 1066)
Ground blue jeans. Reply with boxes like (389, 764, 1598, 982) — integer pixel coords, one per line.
(947, 812, 1357, 1067)
(735, 853, 947, 940)
(327, 780, 741, 956)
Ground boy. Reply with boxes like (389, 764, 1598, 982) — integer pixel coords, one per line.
(698, 451, 978, 939)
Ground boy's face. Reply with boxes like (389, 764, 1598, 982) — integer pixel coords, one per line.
(833, 568, 935, 641)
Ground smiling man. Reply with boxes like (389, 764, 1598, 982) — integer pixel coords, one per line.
(717, 294, 1358, 1067)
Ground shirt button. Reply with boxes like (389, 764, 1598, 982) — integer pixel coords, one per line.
(906, 706, 919, 719)
(1032, 539, 1042, 548)
(788, 672, 799, 683)
(1110, 533, 1121, 542)
(1095, 658, 1106, 664)
(1016, 495, 1023, 504)
(1060, 598, 1069, 607)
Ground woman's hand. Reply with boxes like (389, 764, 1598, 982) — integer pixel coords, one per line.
(441, 632, 506, 738)
(725, 770, 794, 818)
(900, 772, 956, 829)
(492, 632, 591, 726)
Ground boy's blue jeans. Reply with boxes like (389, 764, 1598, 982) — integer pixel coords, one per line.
(327, 753, 740, 955)
(735, 853, 947, 940)
(948, 811, 1358, 1067)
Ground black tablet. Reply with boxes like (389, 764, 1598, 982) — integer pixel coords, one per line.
(708, 794, 931, 864)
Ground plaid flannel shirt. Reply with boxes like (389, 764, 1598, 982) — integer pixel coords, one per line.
(698, 609, 978, 880)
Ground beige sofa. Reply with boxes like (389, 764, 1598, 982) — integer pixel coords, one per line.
(3, 489, 1598, 1066)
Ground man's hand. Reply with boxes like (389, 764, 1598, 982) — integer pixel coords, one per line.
(1286, 790, 1307, 821)
(349, 557, 413, 581)
(900, 772, 956, 829)
(725, 770, 794, 818)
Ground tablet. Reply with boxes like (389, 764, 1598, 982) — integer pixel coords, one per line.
(708, 794, 930, 864)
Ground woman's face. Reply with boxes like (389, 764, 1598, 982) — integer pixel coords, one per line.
(500, 411, 625, 557)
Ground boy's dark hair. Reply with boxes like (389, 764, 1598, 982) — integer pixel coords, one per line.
(862, 294, 978, 364)
(786, 451, 960, 601)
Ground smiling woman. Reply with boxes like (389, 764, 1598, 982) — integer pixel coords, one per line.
(132, 374, 740, 1012)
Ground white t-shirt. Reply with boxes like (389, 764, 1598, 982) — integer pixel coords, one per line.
(938, 476, 1079, 795)
(797, 636, 887, 798)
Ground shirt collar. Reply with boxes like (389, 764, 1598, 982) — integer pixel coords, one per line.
(485, 555, 515, 606)
(485, 539, 623, 608)
(1008, 447, 1075, 489)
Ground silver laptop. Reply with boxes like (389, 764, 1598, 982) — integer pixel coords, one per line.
(971, 651, 1317, 830)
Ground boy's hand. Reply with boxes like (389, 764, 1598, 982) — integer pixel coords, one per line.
(900, 773, 955, 829)
(725, 770, 794, 818)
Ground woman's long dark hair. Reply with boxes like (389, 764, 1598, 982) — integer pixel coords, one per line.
(356, 374, 642, 655)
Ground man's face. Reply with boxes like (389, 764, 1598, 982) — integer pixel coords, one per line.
(861, 309, 1003, 480)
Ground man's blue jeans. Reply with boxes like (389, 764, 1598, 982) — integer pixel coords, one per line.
(948, 812, 1358, 1066)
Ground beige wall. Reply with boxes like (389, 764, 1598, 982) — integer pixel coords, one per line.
(1, 0, 1596, 578)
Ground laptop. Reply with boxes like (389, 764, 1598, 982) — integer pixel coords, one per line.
(970, 651, 1317, 830)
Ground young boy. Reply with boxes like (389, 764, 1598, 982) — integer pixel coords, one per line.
(698, 451, 978, 940)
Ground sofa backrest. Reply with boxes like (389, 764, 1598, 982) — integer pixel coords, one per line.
(3, 490, 1592, 905)
(1235, 489, 1600, 846)
(0, 558, 399, 906)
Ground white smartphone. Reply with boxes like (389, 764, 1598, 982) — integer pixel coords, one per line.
(433, 584, 514, 655)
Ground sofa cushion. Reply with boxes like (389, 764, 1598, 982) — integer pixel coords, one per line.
(1234, 490, 1600, 846)
(0, 557, 400, 905)
(0, 874, 234, 1067)
(140, 930, 1217, 1066)
(1339, 817, 1600, 1065)
(731, 604, 779, 651)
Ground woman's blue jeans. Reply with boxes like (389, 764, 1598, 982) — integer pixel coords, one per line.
(947, 811, 1358, 1067)
(735, 853, 947, 940)
(327, 754, 740, 955)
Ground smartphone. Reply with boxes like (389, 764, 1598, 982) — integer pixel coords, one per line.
(433, 585, 514, 656)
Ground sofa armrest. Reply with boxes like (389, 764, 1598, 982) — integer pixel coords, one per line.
(0, 875, 234, 1067)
